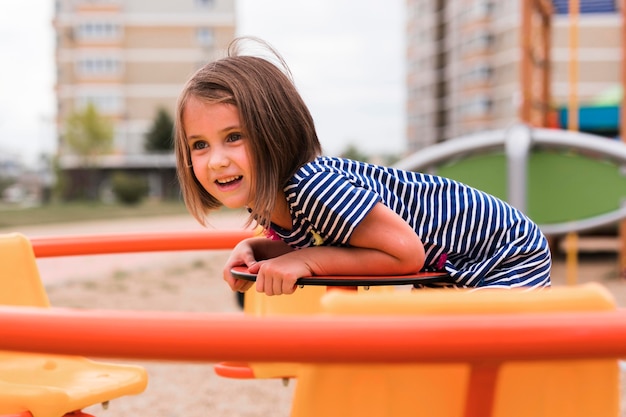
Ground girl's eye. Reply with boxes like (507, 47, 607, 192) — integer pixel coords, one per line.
(226, 133, 242, 143)
(192, 141, 208, 150)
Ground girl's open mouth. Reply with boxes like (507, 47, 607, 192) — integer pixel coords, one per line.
(215, 176, 243, 188)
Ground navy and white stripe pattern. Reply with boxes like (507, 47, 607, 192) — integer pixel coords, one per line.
(274, 156, 551, 289)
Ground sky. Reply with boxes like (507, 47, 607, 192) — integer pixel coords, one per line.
(0, 0, 406, 167)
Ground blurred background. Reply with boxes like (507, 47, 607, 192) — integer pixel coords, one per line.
(0, 0, 409, 206)
(0, 0, 621, 206)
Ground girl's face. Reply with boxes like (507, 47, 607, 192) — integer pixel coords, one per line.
(183, 96, 254, 209)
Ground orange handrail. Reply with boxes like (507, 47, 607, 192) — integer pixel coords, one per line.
(1, 306, 626, 363)
(30, 230, 254, 257)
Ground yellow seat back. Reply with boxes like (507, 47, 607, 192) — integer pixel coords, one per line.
(321, 284, 616, 315)
(0, 233, 50, 307)
(290, 284, 619, 417)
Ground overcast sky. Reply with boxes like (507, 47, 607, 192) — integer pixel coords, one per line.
(0, 0, 406, 167)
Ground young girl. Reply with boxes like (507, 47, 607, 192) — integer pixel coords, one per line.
(175, 38, 551, 296)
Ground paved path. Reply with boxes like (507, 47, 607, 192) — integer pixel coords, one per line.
(1, 210, 249, 285)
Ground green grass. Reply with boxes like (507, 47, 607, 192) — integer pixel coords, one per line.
(0, 200, 190, 228)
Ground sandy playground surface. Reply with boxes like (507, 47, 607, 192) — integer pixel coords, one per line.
(2, 211, 624, 417)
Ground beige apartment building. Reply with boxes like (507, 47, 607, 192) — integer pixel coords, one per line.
(406, 0, 622, 152)
(53, 0, 236, 157)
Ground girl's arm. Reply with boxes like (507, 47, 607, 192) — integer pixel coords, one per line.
(254, 202, 425, 295)
(223, 236, 293, 292)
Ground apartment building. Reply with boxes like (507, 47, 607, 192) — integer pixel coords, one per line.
(53, 0, 236, 157)
(406, 0, 622, 152)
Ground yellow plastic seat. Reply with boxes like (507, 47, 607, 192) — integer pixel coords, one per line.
(289, 284, 619, 417)
(0, 353, 146, 417)
(0, 233, 148, 417)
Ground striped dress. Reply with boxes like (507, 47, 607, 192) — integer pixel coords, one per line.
(270, 156, 551, 289)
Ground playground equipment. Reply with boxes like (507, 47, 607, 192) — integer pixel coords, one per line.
(394, 125, 626, 235)
(288, 285, 618, 417)
(0, 233, 148, 417)
(0, 229, 625, 417)
(394, 124, 626, 282)
(0, 229, 253, 417)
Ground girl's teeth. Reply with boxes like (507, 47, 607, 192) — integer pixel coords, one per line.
(218, 176, 240, 184)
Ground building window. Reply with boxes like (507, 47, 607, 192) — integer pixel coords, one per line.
(196, 27, 215, 46)
(460, 30, 494, 55)
(461, 63, 493, 85)
(76, 21, 122, 41)
(459, 95, 492, 117)
(459, 0, 494, 21)
(76, 57, 122, 77)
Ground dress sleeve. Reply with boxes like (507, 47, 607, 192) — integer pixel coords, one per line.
(287, 170, 381, 245)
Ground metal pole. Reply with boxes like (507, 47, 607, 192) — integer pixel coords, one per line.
(505, 124, 532, 213)
(618, 1, 626, 279)
(520, 0, 531, 123)
(566, 0, 580, 285)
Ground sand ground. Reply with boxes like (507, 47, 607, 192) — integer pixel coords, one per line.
(2, 212, 624, 417)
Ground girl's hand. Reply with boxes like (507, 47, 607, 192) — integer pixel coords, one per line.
(223, 239, 258, 293)
(223, 237, 295, 293)
(254, 255, 313, 296)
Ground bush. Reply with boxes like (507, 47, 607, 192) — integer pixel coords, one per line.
(0, 176, 15, 200)
(110, 172, 149, 205)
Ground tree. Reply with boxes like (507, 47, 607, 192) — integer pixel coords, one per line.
(340, 143, 369, 163)
(0, 176, 15, 201)
(64, 103, 114, 160)
(110, 171, 149, 205)
(144, 107, 174, 152)
(63, 103, 114, 200)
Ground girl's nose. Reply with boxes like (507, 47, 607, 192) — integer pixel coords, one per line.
(208, 148, 230, 169)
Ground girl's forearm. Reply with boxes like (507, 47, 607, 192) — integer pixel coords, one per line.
(286, 245, 423, 277)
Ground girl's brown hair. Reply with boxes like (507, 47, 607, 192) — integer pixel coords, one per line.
(175, 37, 322, 228)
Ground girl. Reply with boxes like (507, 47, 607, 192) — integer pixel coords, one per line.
(175, 38, 551, 296)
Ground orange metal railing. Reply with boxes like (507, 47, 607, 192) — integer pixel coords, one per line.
(30, 230, 254, 257)
(17, 230, 626, 363)
(1, 306, 626, 363)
